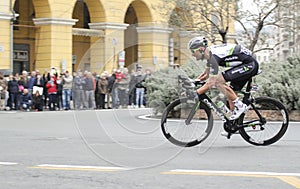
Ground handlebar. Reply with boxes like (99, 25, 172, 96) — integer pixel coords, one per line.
(177, 75, 205, 100)
(178, 75, 205, 89)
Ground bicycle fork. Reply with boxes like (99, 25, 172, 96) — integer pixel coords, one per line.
(185, 101, 200, 125)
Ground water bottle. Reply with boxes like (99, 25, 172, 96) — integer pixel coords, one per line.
(217, 101, 230, 114)
(251, 84, 259, 92)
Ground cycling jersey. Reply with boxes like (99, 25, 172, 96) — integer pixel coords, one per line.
(207, 43, 256, 75)
(203, 43, 259, 91)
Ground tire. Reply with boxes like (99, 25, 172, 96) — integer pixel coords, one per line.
(161, 98, 213, 147)
(238, 97, 289, 146)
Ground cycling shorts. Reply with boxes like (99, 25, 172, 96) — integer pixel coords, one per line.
(222, 61, 259, 91)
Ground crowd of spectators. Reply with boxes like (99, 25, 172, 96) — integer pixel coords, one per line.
(0, 65, 151, 112)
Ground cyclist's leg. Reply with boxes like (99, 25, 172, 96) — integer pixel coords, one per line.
(224, 61, 259, 83)
(221, 62, 258, 109)
(215, 74, 238, 110)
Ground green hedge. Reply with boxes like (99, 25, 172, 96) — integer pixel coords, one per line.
(144, 61, 205, 114)
(255, 57, 300, 111)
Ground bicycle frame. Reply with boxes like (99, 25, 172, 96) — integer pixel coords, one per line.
(185, 94, 230, 125)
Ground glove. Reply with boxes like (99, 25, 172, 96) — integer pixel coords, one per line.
(188, 91, 199, 101)
(193, 91, 199, 101)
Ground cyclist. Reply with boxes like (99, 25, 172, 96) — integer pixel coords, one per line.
(188, 36, 259, 120)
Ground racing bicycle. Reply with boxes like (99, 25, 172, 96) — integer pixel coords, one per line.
(161, 74, 289, 147)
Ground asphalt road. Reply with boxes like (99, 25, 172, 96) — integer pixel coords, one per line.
(0, 109, 299, 189)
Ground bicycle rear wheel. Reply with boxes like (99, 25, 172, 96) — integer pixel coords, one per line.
(238, 97, 289, 146)
(161, 98, 213, 147)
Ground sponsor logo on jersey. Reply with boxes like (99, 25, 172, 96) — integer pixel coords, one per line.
(224, 56, 238, 61)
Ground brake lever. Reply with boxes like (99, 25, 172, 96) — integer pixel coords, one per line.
(193, 79, 205, 86)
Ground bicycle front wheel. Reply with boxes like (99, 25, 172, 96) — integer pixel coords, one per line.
(238, 97, 289, 146)
(161, 98, 213, 147)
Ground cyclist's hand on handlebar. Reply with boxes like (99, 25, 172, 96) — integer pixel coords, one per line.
(197, 72, 208, 81)
(187, 91, 198, 101)
(199, 75, 207, 81)
(193, 91, 199, 101)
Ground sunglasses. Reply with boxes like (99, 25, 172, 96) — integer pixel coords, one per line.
(191, 48, 201, 53)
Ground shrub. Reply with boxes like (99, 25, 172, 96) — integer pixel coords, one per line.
(144, 61, 204, 114)
(255, 57, 300, 111)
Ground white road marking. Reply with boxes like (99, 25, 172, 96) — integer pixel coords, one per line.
(30, 164, 130, 172)
(0, 162, 18, 165)
(138, 114, 159, 120)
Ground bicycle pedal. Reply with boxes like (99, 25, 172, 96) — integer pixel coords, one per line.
(227, 133, 232, 139)
(221, 132, 232, 139)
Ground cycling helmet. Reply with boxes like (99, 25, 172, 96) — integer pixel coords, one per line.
(188, 36, 208, 49)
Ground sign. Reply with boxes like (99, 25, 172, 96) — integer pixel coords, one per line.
(118, 51, 125, 68)
(62, 59, 67, 71)
(112, 38, 118, 46)
(72, 55, 76, 65)
(13, 50, 29, 61)
(153, 56, 158, 65)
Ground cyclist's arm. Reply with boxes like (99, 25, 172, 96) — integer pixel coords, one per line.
(197, 67, 210, 81)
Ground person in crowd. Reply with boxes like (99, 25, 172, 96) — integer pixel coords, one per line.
(7, 75, 20, 110)
(128, 69, 137, 108)
(46, 76, 57, 111)
(61, 70, 73, 110)
(134, 66, 146, 108)
(33, 73, 45, 97)
(113, 69, 124, 108)
(0, 72, 8, 110)
(32, 90, 43, 111)
(73, 71, 86, 110)
(71, 72, 77, 109)
(97, 73, 108, 109)
(56, 75, 63, 110)
(94, 73, 101, 109)
(107, 69, 116, 109)
(15, 73, 24, 107)
(15, 73, 21, 81)
(28, 71, 37, 95)
(42, 70, 50, 109)
(19, 70, 29, 89)
(84, 72, 96, 109)
(117, 68, 130, 108)
(20, 88, 32, 111)
(34, 73, 45, 89)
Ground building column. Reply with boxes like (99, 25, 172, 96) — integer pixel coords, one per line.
(89, 22, 128, 73)
(136, 25, 173, 71)
(0, 13, 14, 72)
(33, 18, 77, 73)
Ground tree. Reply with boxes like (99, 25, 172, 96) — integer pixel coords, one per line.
(158, 0, 300, 52)
(235, 0, 300, 52)
(163, 0, 234, 44)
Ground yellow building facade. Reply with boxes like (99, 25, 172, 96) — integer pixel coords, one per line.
(0, 0, 236, 75)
